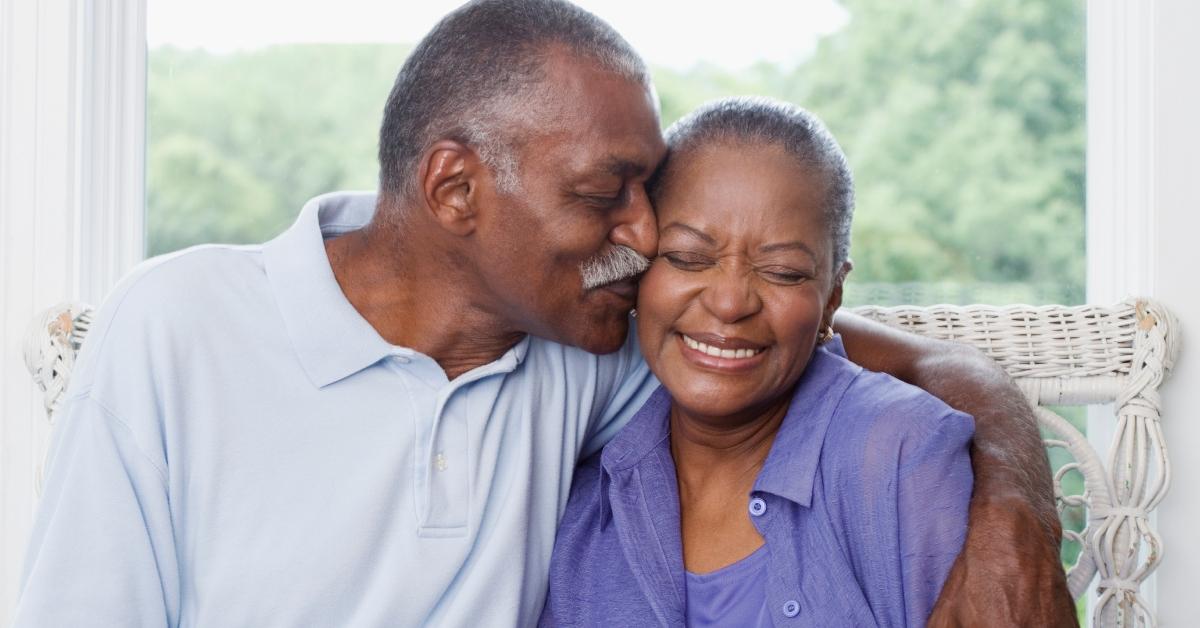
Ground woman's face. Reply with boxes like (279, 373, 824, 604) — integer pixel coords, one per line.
(637, 141, 846, 424)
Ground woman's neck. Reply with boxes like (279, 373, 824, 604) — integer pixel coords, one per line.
(669, 395, 793, 573)
(669, 396, 791, 496)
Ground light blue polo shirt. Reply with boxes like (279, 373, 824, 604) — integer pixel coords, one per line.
(14, 192, 657, 627)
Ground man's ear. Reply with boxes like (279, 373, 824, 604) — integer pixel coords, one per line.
(420, 140, 482, 237)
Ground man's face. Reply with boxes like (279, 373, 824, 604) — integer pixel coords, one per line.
(471, 51, 666, 354)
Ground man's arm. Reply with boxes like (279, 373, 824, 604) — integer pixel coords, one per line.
(833, 310, 1078, 627)
(14, 394, 179, 627)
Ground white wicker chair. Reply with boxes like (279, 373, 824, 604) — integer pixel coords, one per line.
(853, 299, 1178, 627)
(24, 299, 1179, 627)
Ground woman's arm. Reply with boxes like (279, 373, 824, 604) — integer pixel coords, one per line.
(833, 310, 1077, 627)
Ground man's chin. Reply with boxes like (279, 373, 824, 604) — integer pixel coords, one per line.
(579, 336, 627, 355)
(570, 318, 630, 355)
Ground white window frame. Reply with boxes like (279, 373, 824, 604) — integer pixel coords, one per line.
(1084, 1, 1158, 620)
(0, 0, 145, 621)
(1087, 3, 1200, 627)
(4, 1, 1197, 625)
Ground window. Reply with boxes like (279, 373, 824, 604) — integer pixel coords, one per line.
(147, 0, 1085, 308)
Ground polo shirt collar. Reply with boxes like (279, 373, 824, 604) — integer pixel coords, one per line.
(263, 191, 396, 388)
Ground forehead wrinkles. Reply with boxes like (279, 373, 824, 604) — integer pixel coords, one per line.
(670, 211, 832, 268)
(656, 148, 832, 261)
(538, 59, 661, 168)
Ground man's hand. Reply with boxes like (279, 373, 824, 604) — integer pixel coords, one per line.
(834, 311, 1078, 627)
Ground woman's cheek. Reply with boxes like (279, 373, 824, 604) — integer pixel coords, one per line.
(635, 262, 680, 364)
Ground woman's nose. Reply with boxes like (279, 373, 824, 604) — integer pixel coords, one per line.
(699, 264, 762, 324)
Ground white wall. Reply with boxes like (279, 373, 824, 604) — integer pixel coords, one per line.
(1145, 2, 1200, 625)
(1086, 1, 1198, 625)
(1, 2, 83, 620)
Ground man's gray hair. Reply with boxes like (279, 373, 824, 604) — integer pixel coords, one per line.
(378, 0, 650, 203)
(653, 96, 855, 269)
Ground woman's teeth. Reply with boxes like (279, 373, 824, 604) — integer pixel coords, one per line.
(681, 334, 764, 359)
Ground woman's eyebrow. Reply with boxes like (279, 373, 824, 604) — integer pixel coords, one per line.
(660, 222, 716, 245)
(759, 240, 818, 261)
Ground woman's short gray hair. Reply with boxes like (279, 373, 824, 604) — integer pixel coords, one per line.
(654, 96, 855, 269)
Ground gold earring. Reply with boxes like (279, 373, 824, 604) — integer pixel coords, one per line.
(819, 324, 835, 344)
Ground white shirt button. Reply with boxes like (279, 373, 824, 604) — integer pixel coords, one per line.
(782, 599, 801, 617)
(749, 497, 767, 517)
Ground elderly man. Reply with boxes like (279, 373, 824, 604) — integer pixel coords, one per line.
(15, 1, 1074, 626)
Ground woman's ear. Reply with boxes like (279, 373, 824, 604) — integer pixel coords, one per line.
(420, 140, 481, 237)
(823, 259, 853, 327)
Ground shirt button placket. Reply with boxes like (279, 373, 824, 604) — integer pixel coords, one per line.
(422, 389, 469, 534)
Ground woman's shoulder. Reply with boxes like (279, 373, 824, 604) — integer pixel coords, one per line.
(820, 353, 975, 467)
(849, 366, 971, 429)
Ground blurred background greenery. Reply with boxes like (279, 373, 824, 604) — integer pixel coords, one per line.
(148, 0, 1085, 308)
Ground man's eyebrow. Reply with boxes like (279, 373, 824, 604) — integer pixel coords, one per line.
(599, 156, 652, 178)
(661, 222, 717, 245)
(759, 240, 818, 260)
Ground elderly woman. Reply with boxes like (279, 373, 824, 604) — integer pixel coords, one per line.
(539, 97, 973, 627)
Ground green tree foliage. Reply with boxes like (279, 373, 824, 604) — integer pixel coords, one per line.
(654, 0, 1086, 302)
(147, 44, 409, 255)
(800, 0, 1085, 298)
(148, 0, 1084, 304)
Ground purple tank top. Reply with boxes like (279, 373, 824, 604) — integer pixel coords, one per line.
(684, 545, 772, 627)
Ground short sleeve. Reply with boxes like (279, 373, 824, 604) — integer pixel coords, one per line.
(14, 395, 180, 627)
(837, 372, 974, 628)
(895, 410, 974, 626)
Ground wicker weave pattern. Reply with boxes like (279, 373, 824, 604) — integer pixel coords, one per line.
(850, 303, 1166, 380)
(852, 299, 1178, 628)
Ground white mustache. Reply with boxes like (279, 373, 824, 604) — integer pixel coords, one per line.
(580, 245, 650, 290)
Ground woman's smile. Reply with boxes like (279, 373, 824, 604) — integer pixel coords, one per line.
(676, 332, 769, 373)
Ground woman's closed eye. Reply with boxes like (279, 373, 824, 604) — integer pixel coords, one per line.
(661, 251, 715, 271)
(756, 265, 812, 285)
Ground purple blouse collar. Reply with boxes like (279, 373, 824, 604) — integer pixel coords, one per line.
(598, 336, 861, 513)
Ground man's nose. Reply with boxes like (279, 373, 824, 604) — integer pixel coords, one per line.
(700, 264, 763, 324)
(607, 184, 658, 259)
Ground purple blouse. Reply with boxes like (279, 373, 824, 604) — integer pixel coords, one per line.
(539, 338, 974, 627)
